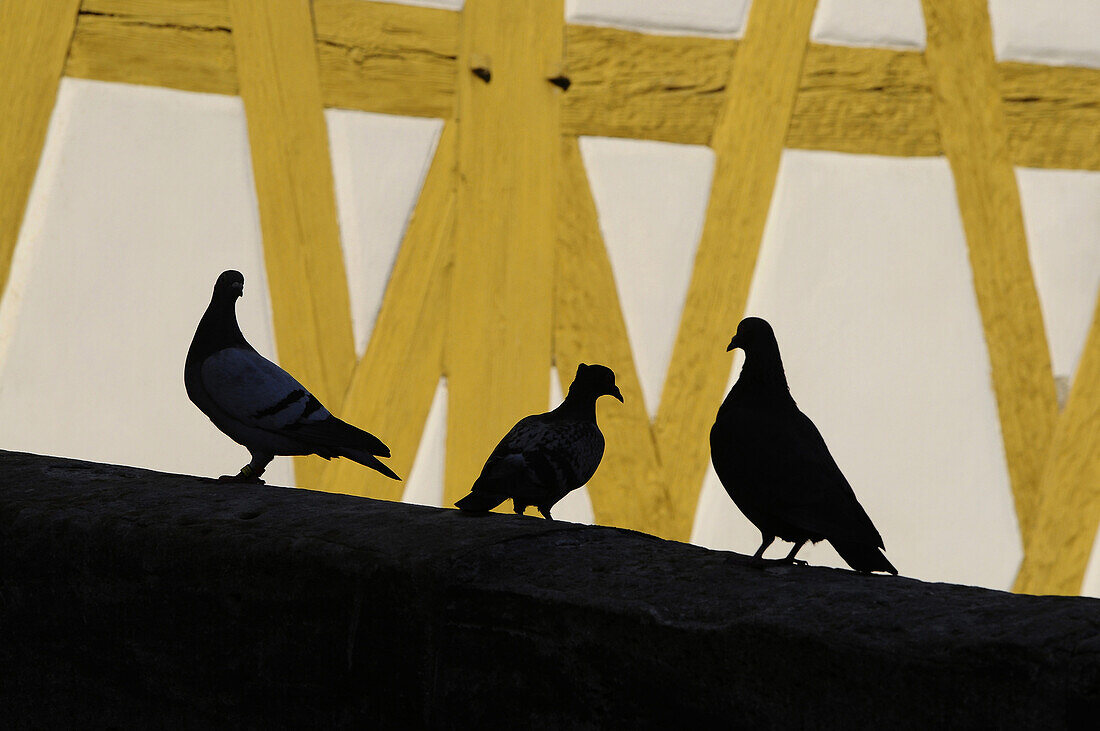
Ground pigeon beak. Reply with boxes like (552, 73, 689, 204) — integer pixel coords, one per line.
(726, 335, 739, 352)
(610, 386, 624, 403)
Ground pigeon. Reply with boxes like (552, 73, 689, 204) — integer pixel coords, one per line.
(710, 317, 896, 574)
(184, 270, 399, 483)
(455, 363, 623, 519)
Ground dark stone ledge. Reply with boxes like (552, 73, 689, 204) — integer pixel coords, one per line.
(1, 449, 1097, 728)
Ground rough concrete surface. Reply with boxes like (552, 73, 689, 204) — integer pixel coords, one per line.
(1, 449, 1097, 728)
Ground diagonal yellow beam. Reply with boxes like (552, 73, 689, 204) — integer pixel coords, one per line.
(443, 0, 564, 508)
(228, 0, 356, 488)
(1015, 293, 1100, 595)
(555, 137, 667, 533)
(653, 0, 819, 540)
(319, 122, 457, 500)
(921, 0, 1058, 547)
(0, 0, 83, 298)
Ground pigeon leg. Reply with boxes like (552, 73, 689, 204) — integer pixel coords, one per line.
(219, 451, 272, 484)
(537, 506, 554, 521)
(513, 502, 527, 516)
(783, 539, 809, 566)
(752, 534, 775, 560)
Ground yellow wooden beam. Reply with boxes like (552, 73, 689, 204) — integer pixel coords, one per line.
(228, 0, 356, 488)
(319, 122, 456, 500)
(555, 137, 669, 532)
(1015, 293, 1100, 595)
(444, 0, 563, 508)
(66, 0, 236, 96)
(788, 43, 941, 157)
(653, 0, 819, 540)
(56, 3, 1100, 172)
(561, 25, 731, 146)
(313, 0, 457, 119)
(0, 0, 82, 298)
(921, 0, 1058, 546)
(998, 61, 1100, 172)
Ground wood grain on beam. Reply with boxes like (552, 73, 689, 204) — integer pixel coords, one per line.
(653, 0, 819, 540)
(0, 0, 82, 297)
(921, 0, 1058, 547)
(228, 0, 355, 488)
(444, 0, 564, 508)
(320, 123, 456, 500)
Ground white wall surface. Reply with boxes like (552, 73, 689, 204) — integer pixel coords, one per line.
(377, 0, 464, 11)
(811, 0, 925, 49)
(989, 0, 1100, 68)
(0, 78, 294, 487)
(579, 136, 714, 418)
(566, 0, 750, 37)
(691, 150, 1023, 590)
(1016, 167, 1100, 391)
(402, 377, 447, 508)
(326, 109, 442, 358)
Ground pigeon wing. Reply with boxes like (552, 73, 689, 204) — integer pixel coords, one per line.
(200, 347, 329, 432)
(726, 407, 885, 547)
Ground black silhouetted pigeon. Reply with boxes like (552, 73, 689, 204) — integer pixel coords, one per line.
(455, 363, 623, 519)
(710, 317, 896, 574)
(185, 270, 398, 483)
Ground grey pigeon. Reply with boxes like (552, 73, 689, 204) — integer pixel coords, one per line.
(455, 363, 623, 519)
(710, 317, 896, 574)
(185, 270, 398, 483)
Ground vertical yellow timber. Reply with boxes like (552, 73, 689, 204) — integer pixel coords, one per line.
(921, 0, 1058, 546)
(0, 0, 82, 298)
(556, 137, 666, 532)
(653, 0, 818, 540)
(320, 123, 457, 500)
(445, 1, 563, 507)
(228, 0, 356, 487)
(1015, 295, 1100, 595)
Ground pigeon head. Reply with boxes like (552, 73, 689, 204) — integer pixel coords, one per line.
(726, 317, 778, 354)
(213, 270, 245, 302)
(572, 363, 624, 403)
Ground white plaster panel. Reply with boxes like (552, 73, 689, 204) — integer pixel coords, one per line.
(1081, 529, 1100, 598)
(566, 0, 750, 38)
(691, 150, 1023, 590)
(0, 78, 294, 487)
(325, 109, 443, 357)
(375, 0, 464, 11)
(989, 0, 1100, 68)
(811, 0, 925, 50)
(1016, 167, 1100, 389)
(402, 377, 447, 508)
(579, 136, 715, 418)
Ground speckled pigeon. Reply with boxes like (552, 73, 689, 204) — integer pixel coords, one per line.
(455, 363, 623, 520)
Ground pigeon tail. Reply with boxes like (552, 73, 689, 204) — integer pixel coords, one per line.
(830, 540, 897, 575)
(338, 447, 400, 480)
(455, 491, 508, 512)
(293, 415, 391, 458)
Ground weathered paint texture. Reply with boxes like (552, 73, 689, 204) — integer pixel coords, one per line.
(228, 0, 356, 487)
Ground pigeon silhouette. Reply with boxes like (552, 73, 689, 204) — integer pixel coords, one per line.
(455, 363, 623, 519)
(710, 317, 896, 574)
(185, 270, 399, 483)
